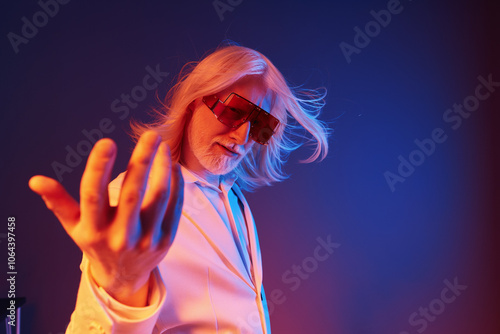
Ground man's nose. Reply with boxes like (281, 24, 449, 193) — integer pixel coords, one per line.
(230, 121, 251, 145)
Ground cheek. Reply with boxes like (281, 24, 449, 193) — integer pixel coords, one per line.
(191, 119, 209, 147)
(197, 108, 228, 136)
(187, 115, 204, 147)
(190, 112, 221, 149)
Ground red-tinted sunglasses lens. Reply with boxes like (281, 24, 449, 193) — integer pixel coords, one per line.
(249, 111, 280, 145)
(203, 93, 280, 145)
(218, 94, 255, 127)
(223, 94, 279, 144)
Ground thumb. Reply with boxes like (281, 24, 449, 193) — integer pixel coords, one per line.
(29, 175, 80, 233)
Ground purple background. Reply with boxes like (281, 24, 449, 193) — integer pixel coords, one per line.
(1, 0, 499, 333)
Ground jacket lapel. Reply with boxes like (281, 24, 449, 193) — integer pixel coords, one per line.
(232, 184, 270, 334)
(182, 179, 255, 289)
(232, 184, 262, 291)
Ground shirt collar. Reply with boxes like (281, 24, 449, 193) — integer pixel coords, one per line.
(179, 164, 238, 194)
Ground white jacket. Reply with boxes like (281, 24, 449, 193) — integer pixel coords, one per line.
(66, 166, 271, 334)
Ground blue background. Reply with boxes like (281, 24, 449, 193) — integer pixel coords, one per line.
(1, 0, 499, 333)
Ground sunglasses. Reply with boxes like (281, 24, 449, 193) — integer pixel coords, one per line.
(202, 93, 280, 145)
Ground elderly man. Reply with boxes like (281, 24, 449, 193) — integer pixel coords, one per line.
(29, 45, 329, 333)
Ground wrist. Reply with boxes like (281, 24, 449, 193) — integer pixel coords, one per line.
(89, 264, 152, 307)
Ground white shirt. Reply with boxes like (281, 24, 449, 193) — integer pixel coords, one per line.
(66, 166, 271, 334)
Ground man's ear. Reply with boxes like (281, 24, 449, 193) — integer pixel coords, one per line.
(184, 100, 196, 131)
(187, 100, 196, 113)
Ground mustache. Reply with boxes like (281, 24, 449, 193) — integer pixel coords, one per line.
(216, 141, 244, 155)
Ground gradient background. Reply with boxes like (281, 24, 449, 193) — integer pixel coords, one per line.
(1, 0, 499, 333)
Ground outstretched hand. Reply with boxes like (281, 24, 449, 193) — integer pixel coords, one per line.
(29, 131, 184, 306)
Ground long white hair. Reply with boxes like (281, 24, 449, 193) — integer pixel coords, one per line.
(131, 44, 330, 191)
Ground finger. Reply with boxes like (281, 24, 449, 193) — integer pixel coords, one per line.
(140, 142, 172, 236)
(29, 175, 80, 234)
(116, 131, 161, 231)
(159, 163, 184, 247)
(80, 138, 117, 228)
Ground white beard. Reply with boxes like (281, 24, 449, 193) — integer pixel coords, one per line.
(193, 142, 241, 176)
